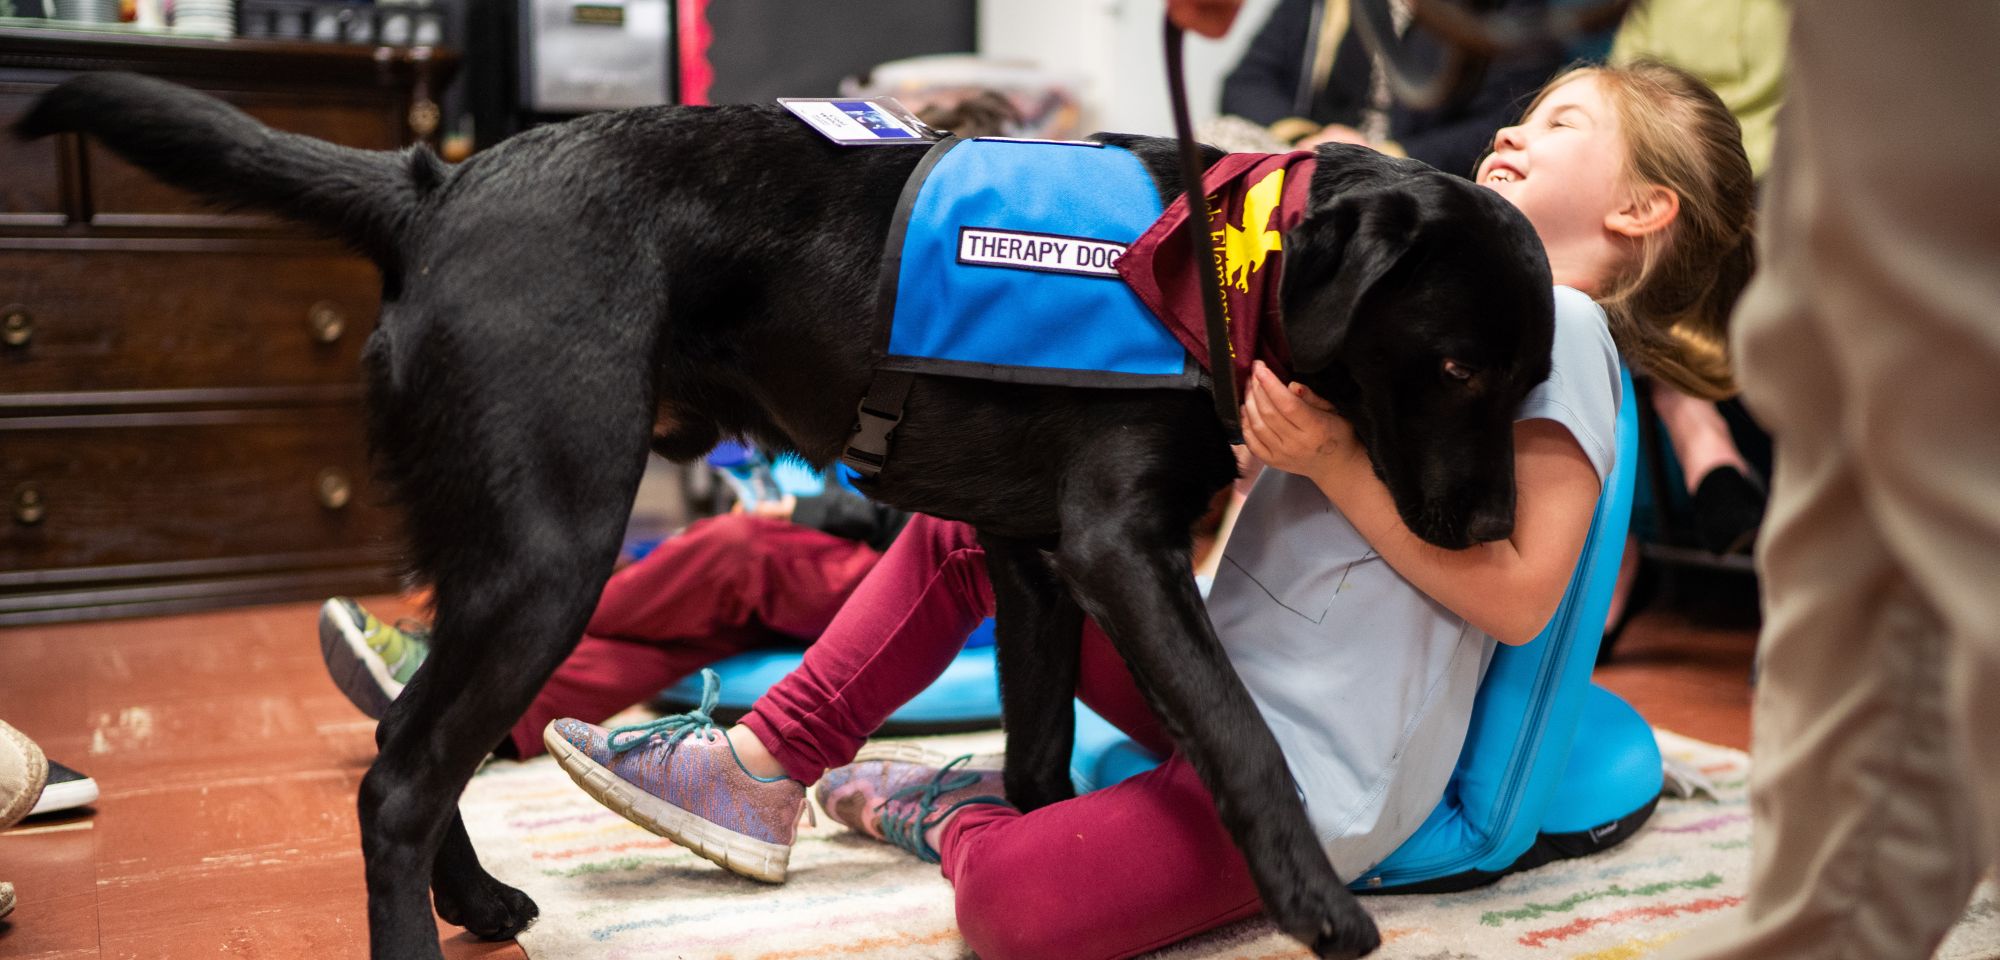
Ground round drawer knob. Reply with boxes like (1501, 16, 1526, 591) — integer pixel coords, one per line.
(13, 483, 45, 526)
(409, 98, 442, 139)
(316, 468, 354, 511)
(2, 306, 32, 348)
(308, 301, 346, 343)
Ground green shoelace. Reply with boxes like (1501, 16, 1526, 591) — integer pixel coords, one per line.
(608, 667, 723, 754)
(878, 754, 1010, 864)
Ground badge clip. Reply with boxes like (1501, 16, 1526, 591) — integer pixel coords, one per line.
(779, 97, 943, 147)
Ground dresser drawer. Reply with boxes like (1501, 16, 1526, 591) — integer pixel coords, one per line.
(1, 407, 398, 575)
(0, 84, 64, 221)
(0, 249, 377, 396)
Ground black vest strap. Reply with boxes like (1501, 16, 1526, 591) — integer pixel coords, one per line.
(841, 135, 962, 479)
(840, 369, 916, 477)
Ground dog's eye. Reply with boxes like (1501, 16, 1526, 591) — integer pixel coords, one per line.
(1442, 359, 1477, 383)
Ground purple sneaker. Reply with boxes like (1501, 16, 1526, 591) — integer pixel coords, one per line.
(544, 670, 809, 883)
(815, 743, 1010, 864)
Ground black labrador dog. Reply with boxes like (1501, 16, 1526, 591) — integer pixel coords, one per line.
(19, 73, 1554, 960)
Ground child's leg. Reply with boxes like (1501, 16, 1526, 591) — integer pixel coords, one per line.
(934, 608, 1245, 960)
(800, 610, 1243, 958)
(545, 513, 992, 883)
(739, 513, 994, 783)
(507, 514, 881, 757)
(937, 754, 1261, 960)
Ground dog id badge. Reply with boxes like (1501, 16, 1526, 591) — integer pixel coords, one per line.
(778, 97, 942, 146)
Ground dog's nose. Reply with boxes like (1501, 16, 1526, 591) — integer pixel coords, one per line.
(1465, 512, 1513, 544)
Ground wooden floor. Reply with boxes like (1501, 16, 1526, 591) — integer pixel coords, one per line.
(0, 592, 1755, 960)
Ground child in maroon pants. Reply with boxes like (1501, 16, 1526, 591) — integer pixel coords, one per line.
(551, 513, 1264, 958)
(317, 485, 906, 758)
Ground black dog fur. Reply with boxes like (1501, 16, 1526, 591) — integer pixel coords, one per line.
(17, 72, 1554, 960)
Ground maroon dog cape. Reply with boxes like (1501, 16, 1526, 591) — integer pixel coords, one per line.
(1118, 151, 1318, 399)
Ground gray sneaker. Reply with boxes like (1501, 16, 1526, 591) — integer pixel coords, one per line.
(318, 597, 430, 719)
(543, 670, 811, 883)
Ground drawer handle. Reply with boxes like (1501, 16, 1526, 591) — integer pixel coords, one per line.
(317, 468, 354, 511)
(2, 306, 31, 348)
(13, 483, 45, 526)
(409, 98, 442, 139)
(308, 301, 346, 344)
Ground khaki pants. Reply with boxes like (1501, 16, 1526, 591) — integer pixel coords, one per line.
(1664, 2, 2000, 958)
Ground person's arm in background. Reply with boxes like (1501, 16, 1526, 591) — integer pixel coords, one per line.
(789, 484, 911, 553)
(1220, 0, 1316, 132)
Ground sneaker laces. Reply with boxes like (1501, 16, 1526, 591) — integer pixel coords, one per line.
(878, 754, 1008, 864)
(607, 668, 723, 755)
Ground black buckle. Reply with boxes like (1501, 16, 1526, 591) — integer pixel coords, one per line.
(840, 400, 901, 477)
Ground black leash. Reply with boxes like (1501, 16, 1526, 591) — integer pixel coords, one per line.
(1163, 19, 1244, 444)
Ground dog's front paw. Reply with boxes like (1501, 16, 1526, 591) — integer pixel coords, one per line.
(434, 876, 539, 941)
(1269, 880, 1380, 959)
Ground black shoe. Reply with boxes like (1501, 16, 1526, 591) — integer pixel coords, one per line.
(1692, 467, 1767, 556)
(28, 760, 97, 817)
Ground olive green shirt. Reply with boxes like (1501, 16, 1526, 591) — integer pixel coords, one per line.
(1610, 0, 1790, 179)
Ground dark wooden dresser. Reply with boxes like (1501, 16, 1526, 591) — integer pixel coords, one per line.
(0, 27, 455, 626)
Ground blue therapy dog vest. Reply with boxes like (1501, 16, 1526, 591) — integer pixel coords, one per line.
(875, 137, 1201, 388)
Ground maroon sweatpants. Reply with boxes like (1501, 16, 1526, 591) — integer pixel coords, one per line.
(506, 513, 881, 758)
(740, 514, 1263, 960)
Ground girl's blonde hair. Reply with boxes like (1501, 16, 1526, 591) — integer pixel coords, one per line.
(1525, 61, 1757, 400)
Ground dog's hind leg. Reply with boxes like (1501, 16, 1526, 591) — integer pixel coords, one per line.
(358, 324, 656, 960)
(979, 535, 1083, 811)
(1049, 465, 1382, 960)
(364, 710, 543, 942)
(362, 455, 650, 957)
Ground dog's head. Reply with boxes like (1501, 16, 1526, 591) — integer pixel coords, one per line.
(1280, 145, 1555, 550)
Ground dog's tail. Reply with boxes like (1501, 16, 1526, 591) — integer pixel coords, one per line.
(14, 72, 443, 268)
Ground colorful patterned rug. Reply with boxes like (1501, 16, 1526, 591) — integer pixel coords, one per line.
(458, 729, 2000, 960)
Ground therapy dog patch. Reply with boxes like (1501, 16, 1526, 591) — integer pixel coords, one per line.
(876, 138, 1201, 388)
(956, 229, 1129, 278)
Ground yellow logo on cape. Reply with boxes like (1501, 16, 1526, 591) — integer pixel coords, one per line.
(1221, 168, 1286, 291)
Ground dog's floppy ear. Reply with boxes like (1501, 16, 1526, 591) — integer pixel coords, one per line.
(1282, 187, 1421, 374)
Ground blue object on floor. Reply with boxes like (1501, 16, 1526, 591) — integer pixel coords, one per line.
(1064, 366, 1661, 892)
(1069, 702, 1162, 794)
(657, 620, 1003, 735)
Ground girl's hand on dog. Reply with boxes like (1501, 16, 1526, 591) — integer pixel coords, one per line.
(1241, 361, 1363, 481)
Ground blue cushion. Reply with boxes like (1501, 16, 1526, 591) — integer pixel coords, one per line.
(659, 624, 1002, 733)
(1540, 684, 1660, 835)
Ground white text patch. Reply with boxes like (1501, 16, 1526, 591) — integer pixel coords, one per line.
(957, 228, 1127, 278)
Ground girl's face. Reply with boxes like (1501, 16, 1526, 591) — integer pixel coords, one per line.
(1475, 75, 1631, 251)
